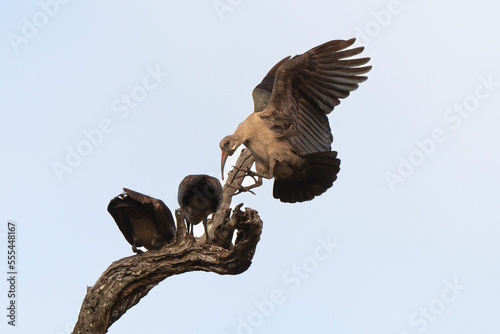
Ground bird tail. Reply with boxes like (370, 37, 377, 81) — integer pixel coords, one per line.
(272, 151, 340, 203)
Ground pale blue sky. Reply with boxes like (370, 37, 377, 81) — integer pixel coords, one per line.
(1, 1, 499, 333)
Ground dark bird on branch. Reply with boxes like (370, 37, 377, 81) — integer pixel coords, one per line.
(177, 174, 223, 243)
(220, 38, 371, 203)
(108, 188, 175, 253)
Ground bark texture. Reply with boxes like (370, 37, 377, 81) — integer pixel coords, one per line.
(72, 149, 260, 333)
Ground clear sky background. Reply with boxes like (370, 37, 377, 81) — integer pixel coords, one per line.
(1, 1, 499, 333)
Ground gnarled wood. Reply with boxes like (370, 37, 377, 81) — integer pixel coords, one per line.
(72, 149, 261, 334)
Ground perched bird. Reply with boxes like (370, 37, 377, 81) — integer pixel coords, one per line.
(108, 188, 176, 253)
(177, 174, 223, 243)
(220, 38, 371, 203)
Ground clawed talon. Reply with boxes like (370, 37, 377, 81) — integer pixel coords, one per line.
(232, 166, 267, 184)
(232, 165, 273, 180)
(226, 164, 264, 196)
(232, 165, 261, 179)
(227, 183, 257, 195)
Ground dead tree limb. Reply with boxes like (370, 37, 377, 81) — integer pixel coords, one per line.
(72, 149, 261, 334)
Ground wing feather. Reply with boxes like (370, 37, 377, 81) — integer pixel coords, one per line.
(107, 195, 136, 246)
(122, 188, 174, 235)
(251, 39, 371, 154)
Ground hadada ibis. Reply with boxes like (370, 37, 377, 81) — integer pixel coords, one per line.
(108, 188, 175, 253)
(220, 38, 371, 203)
(177, 174, 223, 243)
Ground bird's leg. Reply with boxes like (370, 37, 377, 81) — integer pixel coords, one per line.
(232, 165, 271, 179)
(227, 177, 262, 195)
(228, 164, 270, 195)
(202, 217, 212, 244)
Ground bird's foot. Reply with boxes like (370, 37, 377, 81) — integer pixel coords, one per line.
(232, 165, 272, 180)
(227, 166, 264, 195)
(132, 246, 144, 254)
(232, 166, 260, 178)
(227, 183, 257, 196)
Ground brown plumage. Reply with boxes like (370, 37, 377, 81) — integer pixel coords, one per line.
(108, 188, 175, 253)
(177, 174, 223, 243)
(220, 38, 371, 203)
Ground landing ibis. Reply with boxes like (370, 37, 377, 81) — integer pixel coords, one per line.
(220, 38, 371, 203)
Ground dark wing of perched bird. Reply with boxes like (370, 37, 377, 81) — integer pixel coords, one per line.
(253, 38, 371, 154)
(177, 175, 222, 242)
(107, 188, 175, 252)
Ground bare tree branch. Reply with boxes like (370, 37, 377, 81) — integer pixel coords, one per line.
(72, 149, 261, 334)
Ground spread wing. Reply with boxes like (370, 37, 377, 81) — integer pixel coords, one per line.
(252, 56, 290, 112)
(252, 38, 371, 154)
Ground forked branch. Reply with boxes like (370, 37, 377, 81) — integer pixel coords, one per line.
(72, 149, 261, 334)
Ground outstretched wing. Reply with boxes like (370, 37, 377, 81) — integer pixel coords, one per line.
(252, 39, 371, 154)
(252, 56, 290, 112)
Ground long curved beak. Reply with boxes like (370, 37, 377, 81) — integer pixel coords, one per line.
(221, 150, 229, 180)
